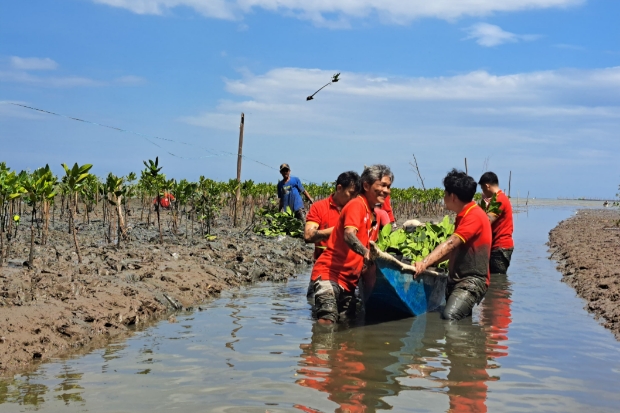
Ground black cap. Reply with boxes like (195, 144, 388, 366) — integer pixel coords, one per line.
(279, 163, 290, 172)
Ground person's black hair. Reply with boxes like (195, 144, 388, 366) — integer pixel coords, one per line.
(478, 171, 499, 186)
(443, 168, 477, 203)
(336, 171, 361, 193)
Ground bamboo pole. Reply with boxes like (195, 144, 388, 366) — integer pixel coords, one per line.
(508, 171, 512, 198)
(464, 158, 468, 175)
(234, 113, 245, 227)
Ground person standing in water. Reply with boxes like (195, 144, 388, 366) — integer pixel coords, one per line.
(414, 169, 492, 320)
(304, 171, 361, 260)
(277, 163, 314, 221)
(309, 164, 392, 324)
(478, 171, 514, 274)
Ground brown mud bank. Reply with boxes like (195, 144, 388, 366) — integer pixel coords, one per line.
(0, 218, 313, 377)
(548, 209, 620, 338)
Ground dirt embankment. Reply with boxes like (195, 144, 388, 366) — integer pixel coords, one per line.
(548, 209, 620, 338)
(0, 215, 313, 377)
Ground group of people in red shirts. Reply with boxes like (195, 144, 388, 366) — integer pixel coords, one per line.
(278, 163, 513, 325)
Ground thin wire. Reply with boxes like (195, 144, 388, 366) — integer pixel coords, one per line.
(6, 102, 225, 160)
(5, 101, 320, 184)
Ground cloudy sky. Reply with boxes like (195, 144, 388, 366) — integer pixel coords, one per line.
(1, 0, 619, 198)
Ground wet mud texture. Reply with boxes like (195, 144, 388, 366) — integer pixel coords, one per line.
(0, 214, 313, 377)
(548, 209, 620, 338)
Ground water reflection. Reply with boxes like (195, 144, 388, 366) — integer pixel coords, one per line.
(0, 373, 49, 407)
(295, 274, 513, 412)
(54, 364, 85, 405)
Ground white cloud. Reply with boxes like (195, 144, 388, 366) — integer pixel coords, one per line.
(0, 71, 102, 87)
(10, 56, 58, 70)
(0, 62, 146, 88)
(464, 23, 540, 46)
(177, 65, 620, 194)
(114, 75, 147, 85)
(92, 0, 585, 26)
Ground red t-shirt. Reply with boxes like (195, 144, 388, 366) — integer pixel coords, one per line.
(451, 202, 493, 286)
(491, 190, 514, 250)
(311, 195, 378, 292)
(382, 194, 395, 223)
(306, 195, 342, 259)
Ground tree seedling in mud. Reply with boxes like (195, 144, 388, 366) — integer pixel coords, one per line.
(0, 164, 26, 265)
(196, 176, 224, 237)
(61, 162, 92, 264)
(103, 173, 128, 245)
(23, 165, 57, 266)
(376, 215, 455, 269)
(142, 157, 164, 244)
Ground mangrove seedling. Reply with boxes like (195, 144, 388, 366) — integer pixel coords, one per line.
(142, 157, 164, 243)
(23, 165, 57, 266)
(61, 162, 93, 263)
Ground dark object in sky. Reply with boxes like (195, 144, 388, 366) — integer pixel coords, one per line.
(306, 73, 341, 101)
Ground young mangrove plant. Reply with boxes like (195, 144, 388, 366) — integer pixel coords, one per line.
(376, 215, 455, 269)
(142, 157, 164, 243)
(61, 162, 93, 263)
(196, 176, 224, 236)
(103, 173, 128, 245)
(0, 164, 25, 265)
(253, 201, 303, 238)
(23, 165, 57, 266)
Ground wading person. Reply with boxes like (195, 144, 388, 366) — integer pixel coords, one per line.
(310, 164, 393, 324)
(304, 171, 361, 260)
(414, 169, 492, 321)
(277, 163, 314, 221)
(478, 172, 514, 274)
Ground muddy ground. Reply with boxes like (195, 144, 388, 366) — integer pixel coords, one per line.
(0, 209, 314, 377)
(548, 209, 620, 338)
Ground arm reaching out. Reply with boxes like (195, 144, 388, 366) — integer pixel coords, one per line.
(344, 227, 369, 261)
(414, 234, 463, 276)
(303, 190, 314, 204)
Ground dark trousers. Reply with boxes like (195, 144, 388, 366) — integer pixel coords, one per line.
(294, 207, 306, 223)
(490, 248, 513, 274)
(311, 277, 356, 323)
(443, 277, 487, 321)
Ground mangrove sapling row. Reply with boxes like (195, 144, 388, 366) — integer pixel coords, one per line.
(376, 215, 455, 269)
(389, 187, 448, 221)
(0, 158, 458, 266)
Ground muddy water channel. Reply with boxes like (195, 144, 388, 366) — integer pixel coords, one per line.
(1, 204, 620, 412)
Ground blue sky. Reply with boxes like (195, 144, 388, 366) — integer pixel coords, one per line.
(1, 0, 619, 198)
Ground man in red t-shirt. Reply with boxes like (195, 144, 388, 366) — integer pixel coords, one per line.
(310, 165, 393, 324)
(415, 169, 492, 320)
(479, 172, 514, 274)
(304, 171, 361, 260)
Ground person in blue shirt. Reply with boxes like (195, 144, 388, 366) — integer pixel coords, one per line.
(277, 163, 314, 221)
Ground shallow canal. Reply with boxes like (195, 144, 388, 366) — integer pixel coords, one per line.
(1, 204, 619, 412)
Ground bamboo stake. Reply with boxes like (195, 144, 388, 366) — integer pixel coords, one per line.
(234, 113, 245, 227)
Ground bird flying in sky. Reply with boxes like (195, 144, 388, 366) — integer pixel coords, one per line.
(306, 73, 341, 101)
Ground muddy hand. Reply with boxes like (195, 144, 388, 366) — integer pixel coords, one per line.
(369, 241, 417, 276)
